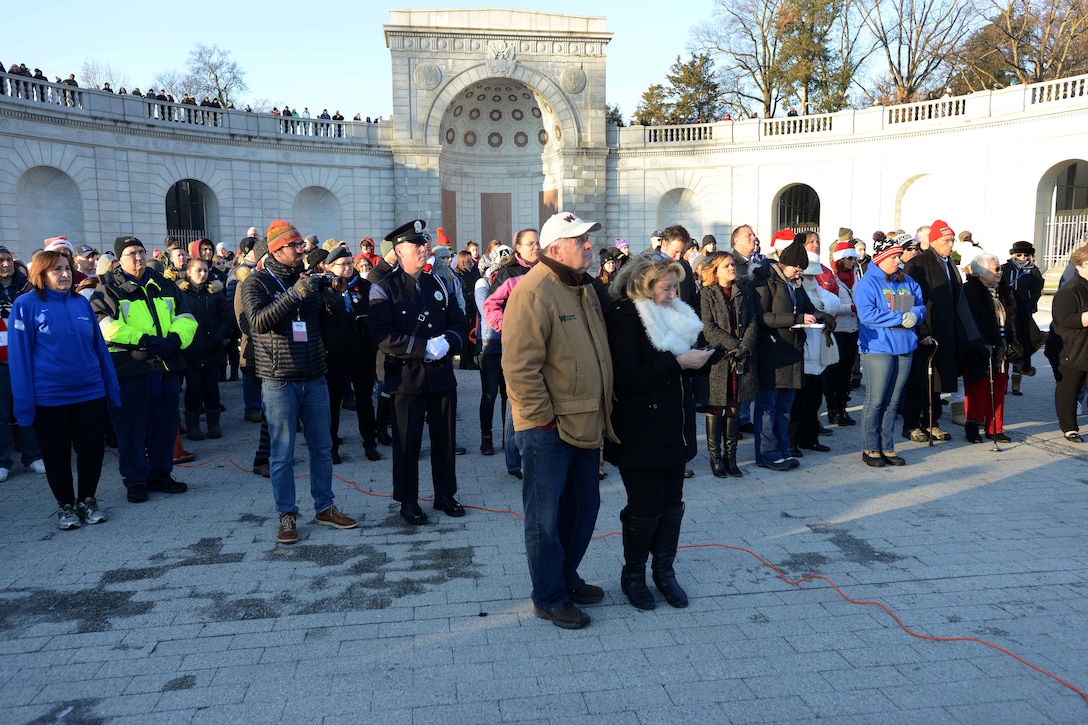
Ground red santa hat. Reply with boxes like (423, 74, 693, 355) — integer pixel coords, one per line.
(832, 239, 858, 262)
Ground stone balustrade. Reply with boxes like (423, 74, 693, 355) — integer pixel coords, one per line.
(0, 71, 389, 145)
(613, 72, 1088, 149)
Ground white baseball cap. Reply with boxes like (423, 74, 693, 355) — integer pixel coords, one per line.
(539, 211, 602, 249)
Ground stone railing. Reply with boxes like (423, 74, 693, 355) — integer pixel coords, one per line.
(614, 71, 1088, 149)
(0, 71, 389, 146)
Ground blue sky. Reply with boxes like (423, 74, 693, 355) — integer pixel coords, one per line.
(7, 1, 716, 121)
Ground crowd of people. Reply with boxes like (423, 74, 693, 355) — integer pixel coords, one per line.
(4, 210, 1080, 629)
(1, 62, 380, 127)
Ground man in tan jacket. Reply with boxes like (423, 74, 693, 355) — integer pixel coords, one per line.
(503, 211, 617, 629)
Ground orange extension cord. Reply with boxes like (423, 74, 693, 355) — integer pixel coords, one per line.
(173, 455, 1088, 706)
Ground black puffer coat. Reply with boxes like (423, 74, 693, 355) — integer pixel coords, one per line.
(1051, 273, 1088, 372)
(701, 281, 759, 405)
(321, 275, 375, 361)
(242, 257, 327, 382)
(179, 278, 231, 367)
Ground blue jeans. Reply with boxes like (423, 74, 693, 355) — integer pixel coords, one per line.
(261, 377, 335, 515)
(112, 373, 179, 487)
(754, 387, 795, 463)
(860, 353, 912, 453)
(242, 368, 262, 415)
(0, 363, 42, 468)
(517, 426, 600, 610)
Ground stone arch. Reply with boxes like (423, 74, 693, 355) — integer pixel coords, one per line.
(657, 189, 702, 232)
(423, 63, 581, 149)
(17, 166, 84, 259)
(1035, 158, 1088, 269)
(895, 174, 952, 236)
(153, 157, 230, 245)
(165, 179, 220, 246)
(775, 183, 821, 233)
(292, 187, 343, 243)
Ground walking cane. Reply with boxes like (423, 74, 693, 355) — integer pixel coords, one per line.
(927, 340, 939, 447)
(988, 351, 1001, 453)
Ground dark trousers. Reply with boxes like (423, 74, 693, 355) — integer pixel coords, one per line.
(326, 356, 377, 448)
(478, 352, 506, 435)
(618, 465, 684, 519)
(33, 398, 107, 505)
(241, 366, 262, 415)
(111, 373, 180, 488)
(1056, 364, 1086, 433)
(391, 391, 456, 503)
(791, 374, 824, 447)
(824, 330, 858, 411)
(184, 363, 221, 412)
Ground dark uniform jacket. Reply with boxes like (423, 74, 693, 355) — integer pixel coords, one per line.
(368, 268, 468, 395)
(242, 258, 326, 382)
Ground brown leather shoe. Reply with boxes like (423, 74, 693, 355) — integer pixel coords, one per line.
(535, 601, 590, 629)
(313, 505, 358, 529)
(277, 513, 298, 544)
(566, 581, 605, 605)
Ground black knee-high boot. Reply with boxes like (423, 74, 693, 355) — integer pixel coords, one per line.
(620, 507, 659, 610)
(652, 503, 688, 608)
(706, 414, 727, 478)
(724, 415, 743, 477)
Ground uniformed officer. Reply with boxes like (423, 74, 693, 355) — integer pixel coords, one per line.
(369, 220, 469, 524)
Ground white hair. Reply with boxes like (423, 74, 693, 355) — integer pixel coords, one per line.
(969, 254, 999, 276)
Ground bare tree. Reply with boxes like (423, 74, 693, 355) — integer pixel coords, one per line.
(986, 0, 1088, 84)
(80, 58, 130, 90)
(859, 0, 981, 102)
(186, 43, 248, 105)
(154, 69, 196, 100)
(692, 0, 789, 118)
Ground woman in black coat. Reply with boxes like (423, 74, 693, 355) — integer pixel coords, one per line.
(1050, 245, 1088, 441)
(700, 252, 758, 477)
(604, 255, 713, 611)
(961, 255, 1025, 443)
(1001, 241, 1043, 395)
(751, 236, 824, 471)
(179, 258, 231, 440)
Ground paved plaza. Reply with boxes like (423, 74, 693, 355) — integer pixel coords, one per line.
(2, 324, 1088, 723)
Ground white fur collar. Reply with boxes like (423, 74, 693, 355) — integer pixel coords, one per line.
(633, 298, 704, 356)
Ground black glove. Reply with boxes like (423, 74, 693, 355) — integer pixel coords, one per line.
(162, 332, 182, 357)
(144, 335, 167, 357)
(735, 346, 751, 360)
(290, 277, 321, 300)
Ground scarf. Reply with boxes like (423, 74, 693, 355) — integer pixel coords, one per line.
(633, 297, 704, 356)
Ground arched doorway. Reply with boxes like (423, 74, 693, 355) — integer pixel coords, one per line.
(17, 166, 83, 260)
(438, 79, 561, 247)
(165, 179, 220, 246)
(292, 187, 343, 243)
(657, 189, 702, 231)
(776, 183, 820, 233)
(1037, 159, 1088, 269)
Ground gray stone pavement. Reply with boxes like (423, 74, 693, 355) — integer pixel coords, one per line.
(3, 336, 1088, 723)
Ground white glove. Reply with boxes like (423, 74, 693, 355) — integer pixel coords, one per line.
(424, 335, 450, 361)
(901, 311, 917, 328)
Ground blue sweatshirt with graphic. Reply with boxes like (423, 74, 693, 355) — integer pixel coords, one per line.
(8, 288, 121, 426)
(855, 264, 927, 356)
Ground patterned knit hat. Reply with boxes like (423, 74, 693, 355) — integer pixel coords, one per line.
(871, 236, 903, 266)
(266, 220, 303, 253)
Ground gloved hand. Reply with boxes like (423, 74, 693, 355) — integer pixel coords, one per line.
(161, 332, 182, 357)
(735, 346, 751, 360)
(289, 276, 322, 300)
(424, 335, 450, 361)
(901, 311, 917, 328)
(142, 334, 166, 356)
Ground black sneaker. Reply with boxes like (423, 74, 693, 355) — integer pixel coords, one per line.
(148, 474, 187, 494)
(127, 484, 148, 503)
(535, 601, 590, 629)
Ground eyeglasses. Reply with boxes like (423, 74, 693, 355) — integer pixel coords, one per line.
(285, 241, 306, 250)
(1012, 253, 1030, 258)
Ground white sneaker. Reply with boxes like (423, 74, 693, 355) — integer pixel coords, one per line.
(0, 467, 8, 482)
(29, 459, 47, 474)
